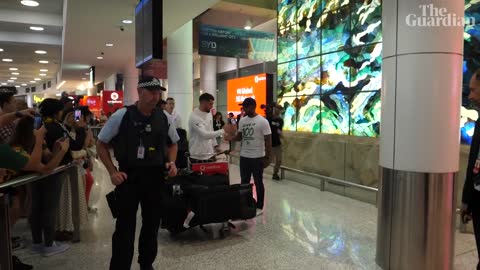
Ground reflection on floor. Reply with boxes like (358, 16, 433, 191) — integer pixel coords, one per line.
(12, 162, 479, 270)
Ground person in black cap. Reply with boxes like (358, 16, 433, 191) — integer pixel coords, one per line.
(96, 76, 179, 270)
(229, 97, 272, 216)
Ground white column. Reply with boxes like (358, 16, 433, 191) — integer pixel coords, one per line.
(104, 73, 116, 90)
(123, 63, 139, 106)
(200, 55, 217, 102)
(87, 87, 96, 97)
(376, 1, 464, 269)
(167, 21, 193, 123)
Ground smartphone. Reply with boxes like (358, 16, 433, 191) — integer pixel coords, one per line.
(74, 109, 82, 122)
(33, 116, 42, 129)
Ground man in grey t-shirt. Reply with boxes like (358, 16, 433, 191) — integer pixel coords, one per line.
(230, 98, 272, 216)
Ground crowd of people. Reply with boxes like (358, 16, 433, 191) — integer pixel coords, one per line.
(0, 86, 99, 270)
(0, 76, 285, 270)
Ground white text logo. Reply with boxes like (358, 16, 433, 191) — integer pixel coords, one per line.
(406, 4, 474, 27)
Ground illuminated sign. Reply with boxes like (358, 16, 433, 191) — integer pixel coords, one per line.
(102, 91, 124, 114)
(227, 73, 272, 116)
(33, 95, 45, 104)
(199, 24, 276, 61)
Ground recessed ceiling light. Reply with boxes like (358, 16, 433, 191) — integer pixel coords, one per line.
(39, 60, 48, 64)
(7, 80, 14, 82)
(40, 69, 48, 72)
(97, 56, 103, 59)
(106, 43, 114, 47)
(122, 19, 133, 24)
(21, 0, 39, 7)
(10, 77, 17, 80)
(82, 78, 86, 80)
(30, 26, 44, 31)
(15, 85, 20, 88)
(39, 73, 46, 76)
(11, 72, 20, 75)
(244, 26, 252, 30)
(85, 72, 89, 75)
(35, 50, 47, 54)
(2, 59, 13, 62)
(34, 78, 41, 81)
(9, 68, 18, 71)
(0, 48, 3, 52)
(1, 83, 7, 85)
(29, 81, 35, 83)
(21, 84, 27, 86)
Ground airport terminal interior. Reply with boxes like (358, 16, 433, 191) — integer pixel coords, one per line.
(0, 0, 479, 269)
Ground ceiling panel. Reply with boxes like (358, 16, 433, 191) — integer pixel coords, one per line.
(0, 0, 64, 14)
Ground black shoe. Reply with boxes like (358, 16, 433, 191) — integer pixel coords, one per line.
(272, 174, 280, 180)
(12, 256, 33, 270)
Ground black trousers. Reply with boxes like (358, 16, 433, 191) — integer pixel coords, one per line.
(240, 157, 265, 209)
(472, 207, 480, 270)
(29, 171, 65, 247)
(110, 169, 163, 270)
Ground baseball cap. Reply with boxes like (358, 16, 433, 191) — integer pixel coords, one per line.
(240, 97, 256, 107)
(138, 76, 166, 91)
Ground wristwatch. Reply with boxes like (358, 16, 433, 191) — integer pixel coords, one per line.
(14, 111, 23, 118)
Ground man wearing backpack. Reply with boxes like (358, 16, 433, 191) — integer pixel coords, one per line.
(96, 76, 179, 270)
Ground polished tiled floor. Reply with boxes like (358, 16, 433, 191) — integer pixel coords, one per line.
(12, 162, 479, 270)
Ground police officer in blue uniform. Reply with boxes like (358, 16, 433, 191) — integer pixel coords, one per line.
(97, 76, 179, 270)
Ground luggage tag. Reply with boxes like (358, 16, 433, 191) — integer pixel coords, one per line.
(137, 140, 145, 159)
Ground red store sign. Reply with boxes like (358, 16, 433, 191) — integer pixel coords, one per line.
(102, 91, 124, 114)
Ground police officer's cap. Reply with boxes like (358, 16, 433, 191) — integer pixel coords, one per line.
(138, 76, 166, 91)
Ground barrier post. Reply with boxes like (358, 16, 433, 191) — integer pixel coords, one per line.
(0, 193, 12, 270)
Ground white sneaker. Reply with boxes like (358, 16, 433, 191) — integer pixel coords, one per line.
(42, 242, 70, 257)
(256, 209, 264, 216)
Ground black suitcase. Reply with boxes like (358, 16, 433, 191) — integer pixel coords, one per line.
(161, 176, 256, 234)
(186, 184, 257, 226)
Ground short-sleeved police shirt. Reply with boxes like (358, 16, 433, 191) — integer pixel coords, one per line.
(98, 108, 180, 145)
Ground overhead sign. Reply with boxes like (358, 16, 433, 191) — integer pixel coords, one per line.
(199, 24, 275, 61)
(227, 73, 269, 116)
(102, 91, 124, 114)
(80, 96, 102, 111)
(33, 95, 45, 104)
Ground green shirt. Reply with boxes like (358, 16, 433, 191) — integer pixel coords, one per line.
(0, 144, 28, 172)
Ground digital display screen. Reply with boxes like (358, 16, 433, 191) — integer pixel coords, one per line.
(350, 91, 381, 137)
(277, 61, 297, 97)
(278, 26, 297, 64)
(135, 0, 162, 67)
(278, 0, 297, 30)
(463, 0, 480, 144)
(321, 93, 350, 135)
(297, 96, 321, 133)
(320, 7, 351, 54)
(297, 56, 321, 96)
(277, 0, 383, 137)
(227, 74, 268, 116)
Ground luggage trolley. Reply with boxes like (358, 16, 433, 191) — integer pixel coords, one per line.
(187, 151, 235, 237)
(163, 150, 257, 238)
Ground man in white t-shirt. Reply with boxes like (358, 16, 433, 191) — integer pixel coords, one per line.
(230, 98, 272, 215)
(188, 93, 231, 162)
(164, 97, 182, 129)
